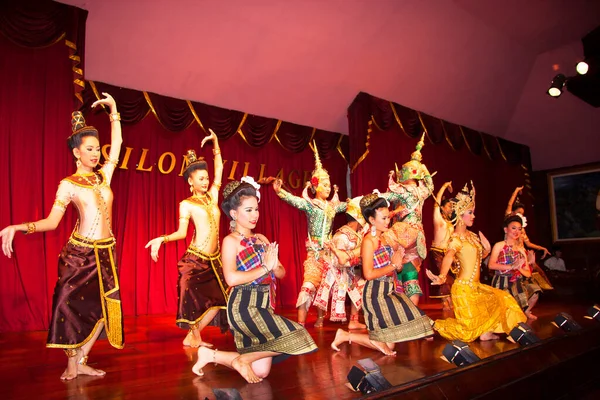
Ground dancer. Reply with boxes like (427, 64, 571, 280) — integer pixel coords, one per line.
(489, 215, 542, 320)
(331, 193, 434, 355)
(383, 134, 434, 305)
(145, 129, 227, 347)
(192, 177, 317, 383)
(272, 142, 347, 327)
(429, 181, 455, 311)
(314, 196, 367, 329)
(427, 183, 527, 342)
(505, 186, 550, 258)
(0, 94, 124, 380)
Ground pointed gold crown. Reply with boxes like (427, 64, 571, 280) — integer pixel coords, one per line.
(183, 149, 207, 178)
(310, 140, 329, 186)
(396, 133, 426, 182)
(451, 181, 476, 225)
(69, 111, 97, 138)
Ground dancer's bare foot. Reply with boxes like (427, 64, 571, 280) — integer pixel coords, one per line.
(77, 363, 106, 377)
(331, 329, 347, 351)
(60, 357, 78, 381)
(370, 340, 396, 356)
(192, 346, 214, 376)
(348, 319, 366, 330)
(184, 330, 214, 348)
(525, 312, 538, 321)
(232, 356, 262, 384)
(314, 316, 324, 328)
(479, 332, 500, 341)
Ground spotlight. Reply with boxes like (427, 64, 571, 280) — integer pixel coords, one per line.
(576, 61, 589, 75)
(213, 388, 243, 400)
(552, 312, 583, 332)
(584, 304, 600, 322)
(547, 74, 567, 97)
(346, 358, 392, 393)
(441, 340, 481, 366)
(508, 322, 541, 346)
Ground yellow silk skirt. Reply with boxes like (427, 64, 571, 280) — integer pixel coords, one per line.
(434, 280, 527, 342)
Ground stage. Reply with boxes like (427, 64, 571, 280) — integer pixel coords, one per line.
(1, 299, 599, 400)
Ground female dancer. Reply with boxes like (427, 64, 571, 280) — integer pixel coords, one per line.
(429, 181, 455, 311)
(273, 142, 347, 327)
(314, 196, 367, 329)
(489, 215, 541, 320)
(145, 129, 227, 347)
(331, 192, 434, 355)
(0, 93, 124, 380)
(192, 177, 317, 383)
(505, 186, 550, 258)
(383, 134, 434, 305)
(427, 183, 527, 342)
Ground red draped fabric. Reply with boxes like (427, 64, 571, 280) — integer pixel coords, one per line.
(349, 93, 532, 298)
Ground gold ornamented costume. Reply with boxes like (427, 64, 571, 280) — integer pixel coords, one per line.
(47, 112, 124, 350)
(382, 134, 434, 297)
(276, 142, 347, 309)
(433, 183, 527, 342)
(174, 150, 228, 331)
(314, 197, 366, 321)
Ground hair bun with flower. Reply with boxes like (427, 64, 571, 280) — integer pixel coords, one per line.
(241, 176, 261, 202)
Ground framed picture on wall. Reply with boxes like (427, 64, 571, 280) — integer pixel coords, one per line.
(548, 164, 600, 242)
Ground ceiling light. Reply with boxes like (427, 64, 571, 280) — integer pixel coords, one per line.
(547, 74, 567, 97)
(576, 61, 589, 75)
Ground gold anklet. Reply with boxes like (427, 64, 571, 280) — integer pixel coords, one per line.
(64, 349, 78, 358)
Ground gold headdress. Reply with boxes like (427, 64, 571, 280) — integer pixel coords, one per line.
(310, 140, 330, 189)
(69, 111, 98, 138)
(222, 180, 242, 200)
(346, 196, 366, 226)
(396, 133, 427, 182)
(182, 149, 207, 179)
(451, 182, 476, 225)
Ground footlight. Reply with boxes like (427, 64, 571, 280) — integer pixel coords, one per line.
(441, 340, 481, 366)
(552, 312, 582, 332)
(508, 322, 540, 346)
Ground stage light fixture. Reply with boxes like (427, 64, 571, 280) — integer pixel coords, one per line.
(584, 304, 600, 322)
(213, 388, 243, 400)
(552, 312, 583, 332)
(346, 358, 392, 394)
(576, 61, 589, 75)
(441, 340, 481, 366)
(508, 322, 541, 346)
(547, 74, 567, 97)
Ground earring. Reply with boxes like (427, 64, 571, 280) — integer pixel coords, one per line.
(76, 158, 81, 168)
(229, 219, 237, 232)
(370, 225, 377, 237)
(190, 185, 194, 193)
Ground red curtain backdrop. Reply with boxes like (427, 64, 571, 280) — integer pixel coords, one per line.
(0, 0, 87, 331)
(348, 93, 533, 298)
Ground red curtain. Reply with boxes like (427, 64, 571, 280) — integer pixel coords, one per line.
(349, 93, 532, 298)
(0, 0, 86, 331)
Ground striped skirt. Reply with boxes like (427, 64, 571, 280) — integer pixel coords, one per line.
(227, 285, 317, 361)
(363, 277, 434, 343)
(491, 274, 542, 310)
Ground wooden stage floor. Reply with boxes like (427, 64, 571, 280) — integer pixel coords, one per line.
(1, 299, 597, 400)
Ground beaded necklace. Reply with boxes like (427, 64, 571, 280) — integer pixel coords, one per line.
(75, 171, 113, 238)
(189, 192, 218, 251)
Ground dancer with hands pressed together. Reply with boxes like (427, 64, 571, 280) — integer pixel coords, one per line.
(1, 93, 124, 380)
(192, 177, 316, 383)
(331, 192, 434, 356)
(145, 129, 228, 348)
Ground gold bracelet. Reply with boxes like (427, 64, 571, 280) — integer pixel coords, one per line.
(24, 222, 36, 235)
(261, 264, 269, 275)
(213, 148, 221, 156)
(162, 234, 169, 244)
(109, 112, 121, 122)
